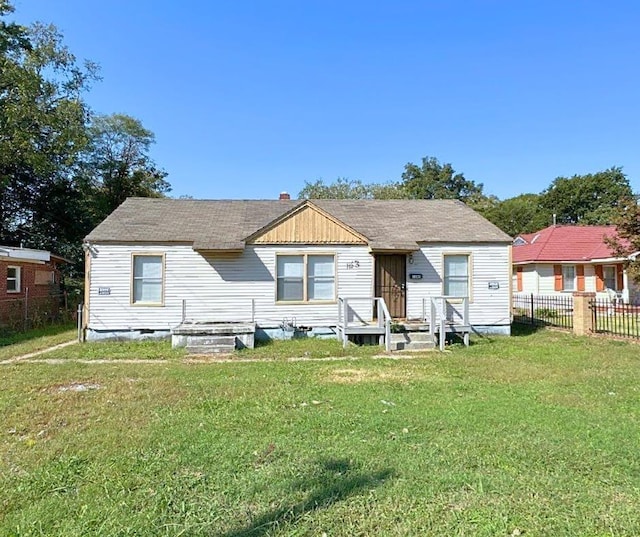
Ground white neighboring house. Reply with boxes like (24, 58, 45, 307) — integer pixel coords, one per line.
(82, 197, 513, 341)
(512, 224, 638, 303)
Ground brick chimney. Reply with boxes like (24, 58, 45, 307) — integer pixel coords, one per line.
(279, 192, 291, 200)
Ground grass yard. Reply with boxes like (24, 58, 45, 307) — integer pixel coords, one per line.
(0, 324, 76, 361)
(1, 327, 640, 536)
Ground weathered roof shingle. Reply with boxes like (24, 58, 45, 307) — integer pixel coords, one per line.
(85, 198, 512, 249)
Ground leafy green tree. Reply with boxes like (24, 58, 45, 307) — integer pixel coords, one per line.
(482, 193, 550, 237)
(540, 167, 632, 225)
(0, 9, 97, 255)
(79, 113, 170, 223)
(400, 156, 484, 202)
(0, 0, 29, 53)
(299, 178, 403, 199)
(0, 2, 170, 280)
(605, 197, 640, 284)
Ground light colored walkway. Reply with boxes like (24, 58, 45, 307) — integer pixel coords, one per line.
(0, 340, 78, 365)
(2, 352, 432, 366)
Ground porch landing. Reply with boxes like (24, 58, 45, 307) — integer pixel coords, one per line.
(172, 322, 256, 354)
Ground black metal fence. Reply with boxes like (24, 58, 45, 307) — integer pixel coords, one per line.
(512, 293, 574, 329)
(590, 298, 640, 339)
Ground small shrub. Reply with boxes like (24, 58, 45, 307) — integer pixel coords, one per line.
(535, 308, 558, 318)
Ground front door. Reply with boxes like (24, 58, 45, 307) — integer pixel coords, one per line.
(375, 254, 406, 318)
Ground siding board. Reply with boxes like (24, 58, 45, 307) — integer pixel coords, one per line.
(89, 244, 373, 330)
(89, 242, 510, 332)
(406, 243, 510, 327)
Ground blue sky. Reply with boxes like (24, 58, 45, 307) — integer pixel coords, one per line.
(12, 0, 640, 200)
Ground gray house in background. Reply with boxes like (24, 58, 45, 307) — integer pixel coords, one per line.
(82, 197, 512, 345)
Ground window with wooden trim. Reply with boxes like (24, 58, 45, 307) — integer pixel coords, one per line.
(602, 263, 624, 291)
(276, 254, 335, 302)
(132, 255, 164, 304)
(7, 266, 20, 293)
(443, 254, 470, 297)
(603, 265, 618, 290)
(562, 265, 576, 291)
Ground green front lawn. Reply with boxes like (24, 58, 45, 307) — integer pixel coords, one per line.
(1, 328, 639, 536)
(0, 323, 76, 361)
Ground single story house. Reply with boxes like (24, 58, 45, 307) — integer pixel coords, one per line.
(512, 225, 637, 303)
(0, 245, 65, 326)
(82, 197, 513, 342)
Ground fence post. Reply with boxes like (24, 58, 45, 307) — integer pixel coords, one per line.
(573, 292, 595, 336)
(530, 293, 534, 325)
(23, 287, 29, 330)
(77, 303, 84, 342)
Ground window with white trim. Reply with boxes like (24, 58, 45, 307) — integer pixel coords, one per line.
(7, 266, 20, 293)
(562, 265, 576, 291)
(443, 255, 469, 297)
(603, 265, 617, 290)
(132, 255, 163, 304)
(276, 254, 335, 302)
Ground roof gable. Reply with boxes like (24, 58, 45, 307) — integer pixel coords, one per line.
(246, 201, 368, 245)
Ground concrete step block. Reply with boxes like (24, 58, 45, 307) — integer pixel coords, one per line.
(186, 344, 235, 355)
(186, 335, 236, 347)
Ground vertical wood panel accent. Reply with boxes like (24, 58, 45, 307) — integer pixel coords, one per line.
(250, 205, 367, 244)
(576, 264, 585, 292)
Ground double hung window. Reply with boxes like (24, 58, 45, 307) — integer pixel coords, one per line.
(132, 255, 163, 304)
(562, 265, 576, 291)
(7, 266, 20, 293)
(443, 255, 470, 297)
(603, 265, 617, 290)
(277, 254, 335, 302)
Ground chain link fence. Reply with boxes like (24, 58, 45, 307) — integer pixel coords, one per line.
(0, 290, 79, 333)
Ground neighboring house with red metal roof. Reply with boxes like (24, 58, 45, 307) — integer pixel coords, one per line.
(512, 225, 638, 303)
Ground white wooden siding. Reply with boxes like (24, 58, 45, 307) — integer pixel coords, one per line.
(536, 264, 556, 294)
(522, 266, 538, 294)
(528, 263, 598, 295)
(88, 242, 511, 332)
(406, 243, 511, 327)
(584, 265, 596, 293)
(88, 244, 373, 330)
(518, 263, 624, 300)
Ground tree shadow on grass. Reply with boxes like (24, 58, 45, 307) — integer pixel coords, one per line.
(221, 458, 395, 537)
(511, 322, 548, 336)
(0, 322, 75, 347)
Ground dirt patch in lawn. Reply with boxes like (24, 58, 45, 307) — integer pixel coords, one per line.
(325, 367, 422, 384)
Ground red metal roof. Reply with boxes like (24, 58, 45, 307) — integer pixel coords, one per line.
(513, 225, 625, 263)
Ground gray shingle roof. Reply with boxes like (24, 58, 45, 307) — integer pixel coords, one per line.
(84, 198, 511, 250)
